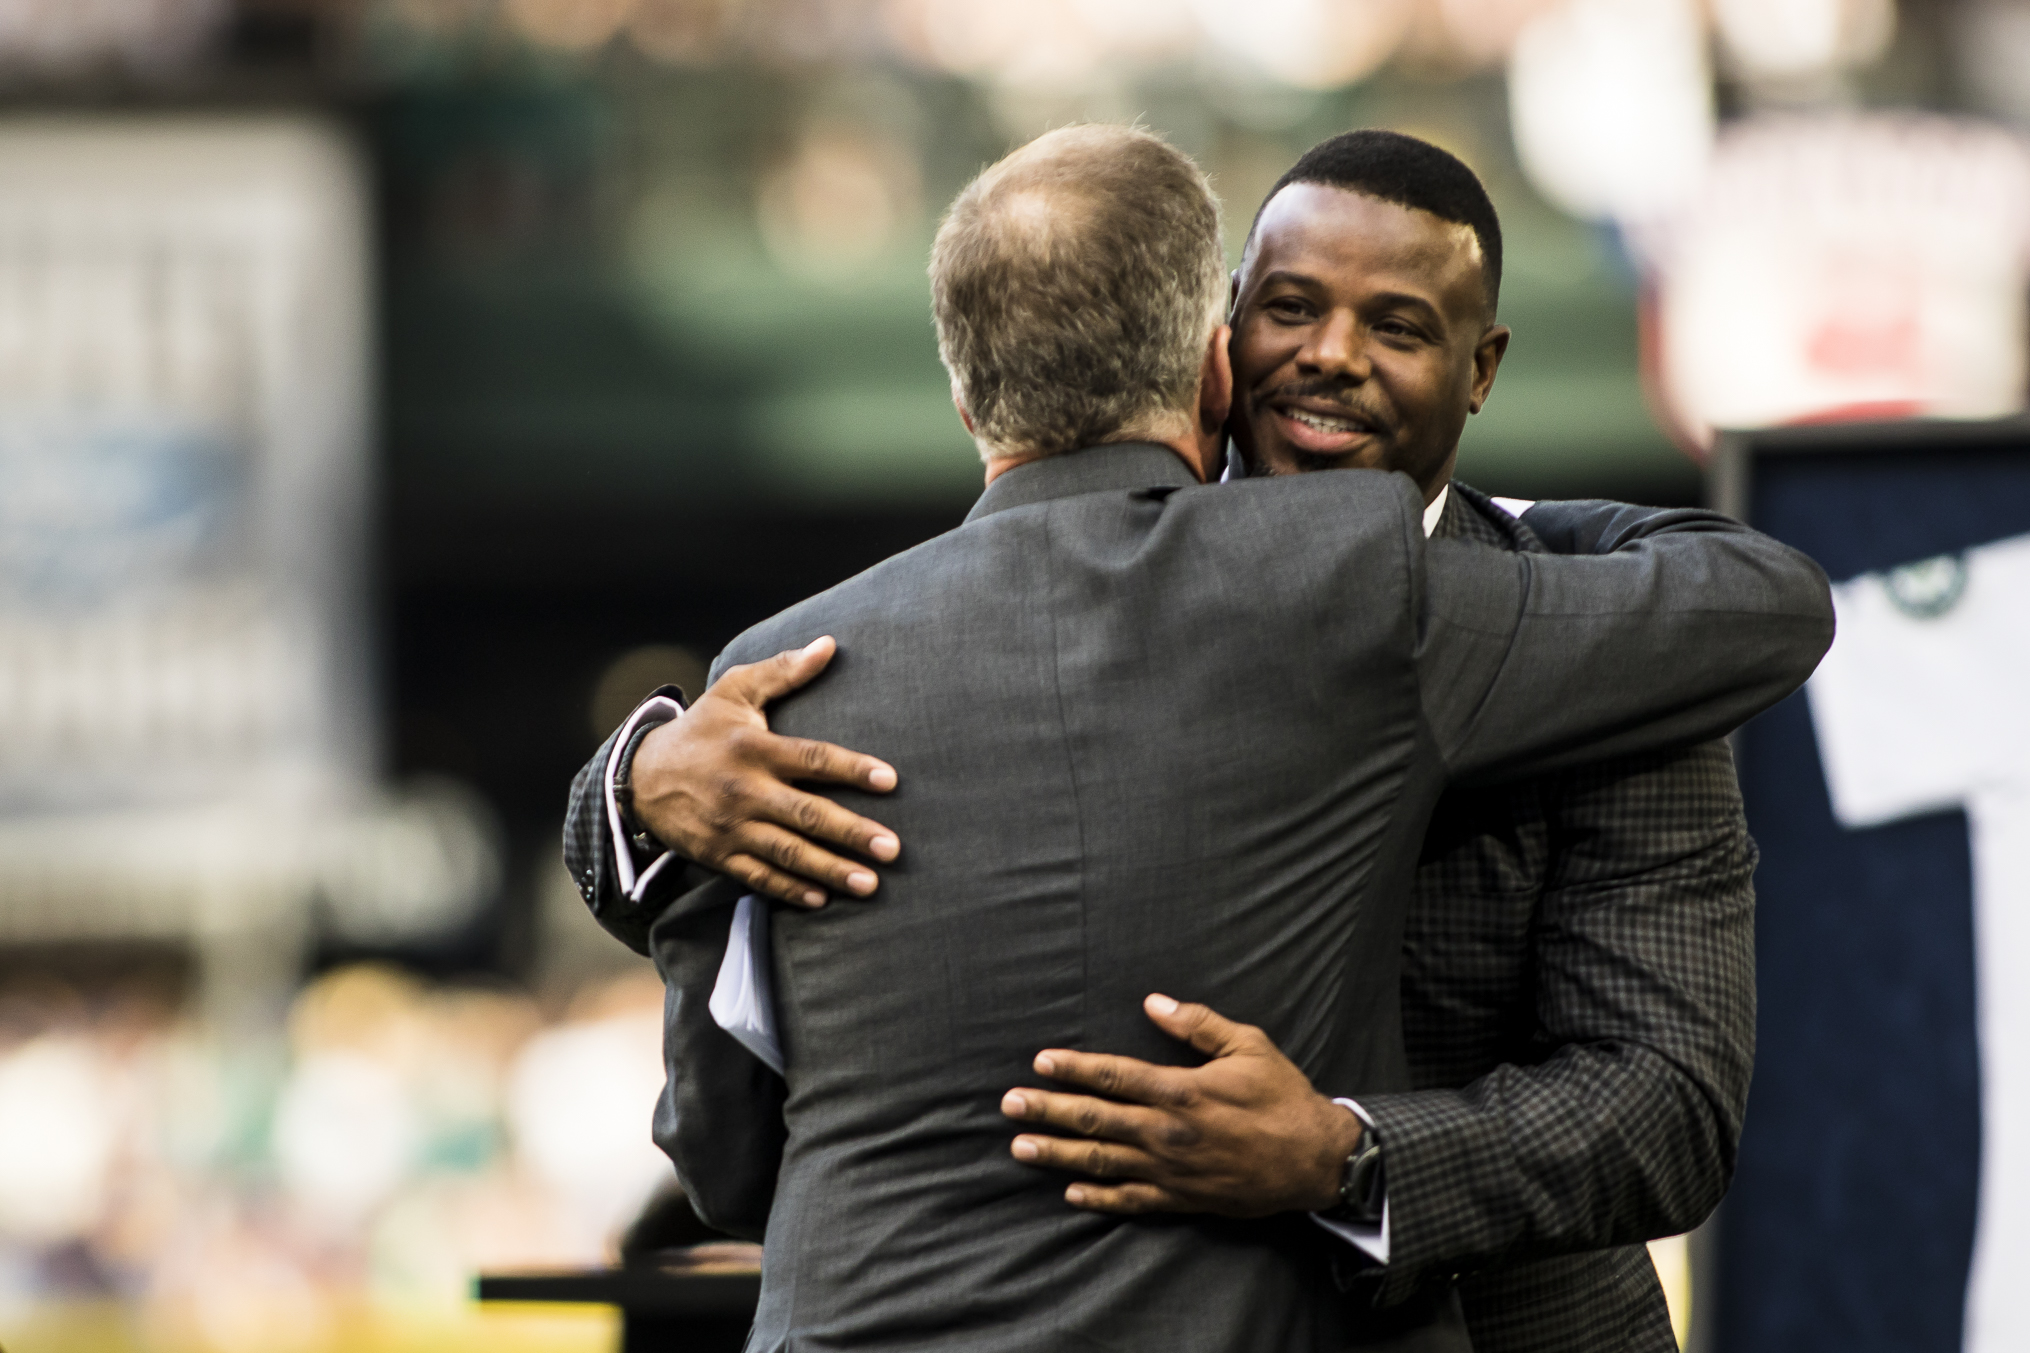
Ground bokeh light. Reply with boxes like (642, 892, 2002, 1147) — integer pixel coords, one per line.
(1711, 0, 1895, 81)
(504, 0, 639, 52)
(1193, 0, 1417, 91)
(757, 123, 922, 276)
(0, 0, 226, 73)
(1507, 0, 1713, 222)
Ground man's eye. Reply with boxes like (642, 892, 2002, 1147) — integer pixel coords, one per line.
(1266, 298, 1310, 319)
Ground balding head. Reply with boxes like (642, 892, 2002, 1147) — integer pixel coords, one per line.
(931, 125, 1227, 461)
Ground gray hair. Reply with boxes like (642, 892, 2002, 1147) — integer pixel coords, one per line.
(930, 125, 1228, 462)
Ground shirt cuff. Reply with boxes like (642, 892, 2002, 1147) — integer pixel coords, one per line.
(604, 692, 685, 903)
(1309, 1097, 1389, 1265)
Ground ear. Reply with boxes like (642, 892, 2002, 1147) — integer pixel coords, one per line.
(1199, 324, 1234, 433)
(1468, 324, 1510, 415)
(951, 381, 976, 434)
(1187, 323, 1235, 482)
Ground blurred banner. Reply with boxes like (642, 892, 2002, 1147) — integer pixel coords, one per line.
(0, 0, 225, 75)
(1638, 114, 2030, 451)
(0, 118, 490, 988)
(0, 117, 372, 817)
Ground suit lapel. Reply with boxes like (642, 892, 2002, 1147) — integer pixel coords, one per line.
(1442, 480, 1546, 555)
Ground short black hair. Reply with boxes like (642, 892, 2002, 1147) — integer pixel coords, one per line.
(1247, 129, 1503, 313)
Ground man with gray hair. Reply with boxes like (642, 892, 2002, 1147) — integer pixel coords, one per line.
(566, 124, 1830, 1350)
(930, 124, 1231, 464)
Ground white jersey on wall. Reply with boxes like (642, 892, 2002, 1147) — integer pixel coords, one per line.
(1807, 530, 2030, 1353)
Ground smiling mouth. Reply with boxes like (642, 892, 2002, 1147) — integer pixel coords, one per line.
(1269, 402, 1386, 455)
(1285, 407, 1372, 436)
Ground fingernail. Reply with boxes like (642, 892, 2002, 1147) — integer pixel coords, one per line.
(803, 889, 826, 907)
(1147, 993, 1179, 1016)
(803, 637, 828, 656)
(847, 869, 877, 895)
(1001, 1091, 1027, 1117)
(868, 765, 898, 791)
(1034, 1053, 1056, 1075)
(1066, 1187, 1087, 1206)
(869, 834, 899, 860)
(1012, 1138, 1039, 1162)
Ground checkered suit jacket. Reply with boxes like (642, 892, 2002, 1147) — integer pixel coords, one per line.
(1361, 482, 1758, 1350)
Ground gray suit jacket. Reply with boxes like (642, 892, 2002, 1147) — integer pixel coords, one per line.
(565, 444, 1831, 1352)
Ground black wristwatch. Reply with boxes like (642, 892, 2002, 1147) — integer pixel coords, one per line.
(1321, 1124, 1385, 1224)
(613, 684, 686, 844)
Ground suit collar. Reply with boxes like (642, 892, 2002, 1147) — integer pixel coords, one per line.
(964, 443, 1200, 524)
(1441, 479, 1546, 553)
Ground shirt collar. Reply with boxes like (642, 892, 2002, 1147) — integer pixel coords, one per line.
(1054, 442, 1448, 533)
(964, 443, 1200, 524)
(1422, 483, 1450, 538)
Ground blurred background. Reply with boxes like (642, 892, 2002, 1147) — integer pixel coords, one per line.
(0, 0, 2024, 1349)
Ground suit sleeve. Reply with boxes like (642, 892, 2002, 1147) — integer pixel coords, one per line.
(565, 654, 787, 1236)
(562, 693, 695, 956)
(1514, 499, 1724, 557)
(1356, 739, 1755, 1304)
(1416, 503, 1833, 784)
(645, 874, 788, 1240)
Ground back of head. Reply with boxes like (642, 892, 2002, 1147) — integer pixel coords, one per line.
(1251, 129, 1503, 313)
(931, 125, 1226, 461)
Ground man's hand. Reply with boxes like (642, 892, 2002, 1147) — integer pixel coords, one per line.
(1001, 994, 1362, 1217)
(629, 636, 900, 909)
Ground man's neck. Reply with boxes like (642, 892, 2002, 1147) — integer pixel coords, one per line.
(985, 433, 1210, 487)
(982, 451, 1040, 486)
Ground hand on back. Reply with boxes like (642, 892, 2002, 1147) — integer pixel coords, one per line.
(1001, 994, 1361, 1218)
(629, 636, 901, 908)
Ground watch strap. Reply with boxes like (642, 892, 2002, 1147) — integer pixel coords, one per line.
(1322, 1124, 1385, 1224)
(613, 683, 686, 842)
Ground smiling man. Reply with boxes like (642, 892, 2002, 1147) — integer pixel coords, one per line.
(573, 132, 1779, 1352)
(1233, 169, 1504, 495)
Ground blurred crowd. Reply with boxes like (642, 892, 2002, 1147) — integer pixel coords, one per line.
(0, 951, 671, 1351)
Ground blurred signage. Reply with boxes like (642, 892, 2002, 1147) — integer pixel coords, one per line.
(1640, 114, 2030, 451)
(0, 0, 224, 73)
(1808, 529, 2030, 1353)
(1710, 421, 2030, 1353)
(0, 118, 505, 960)
(0, 118, 372, 818)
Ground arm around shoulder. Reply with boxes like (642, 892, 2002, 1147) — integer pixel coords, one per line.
(1422, 503, 1833, 784)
